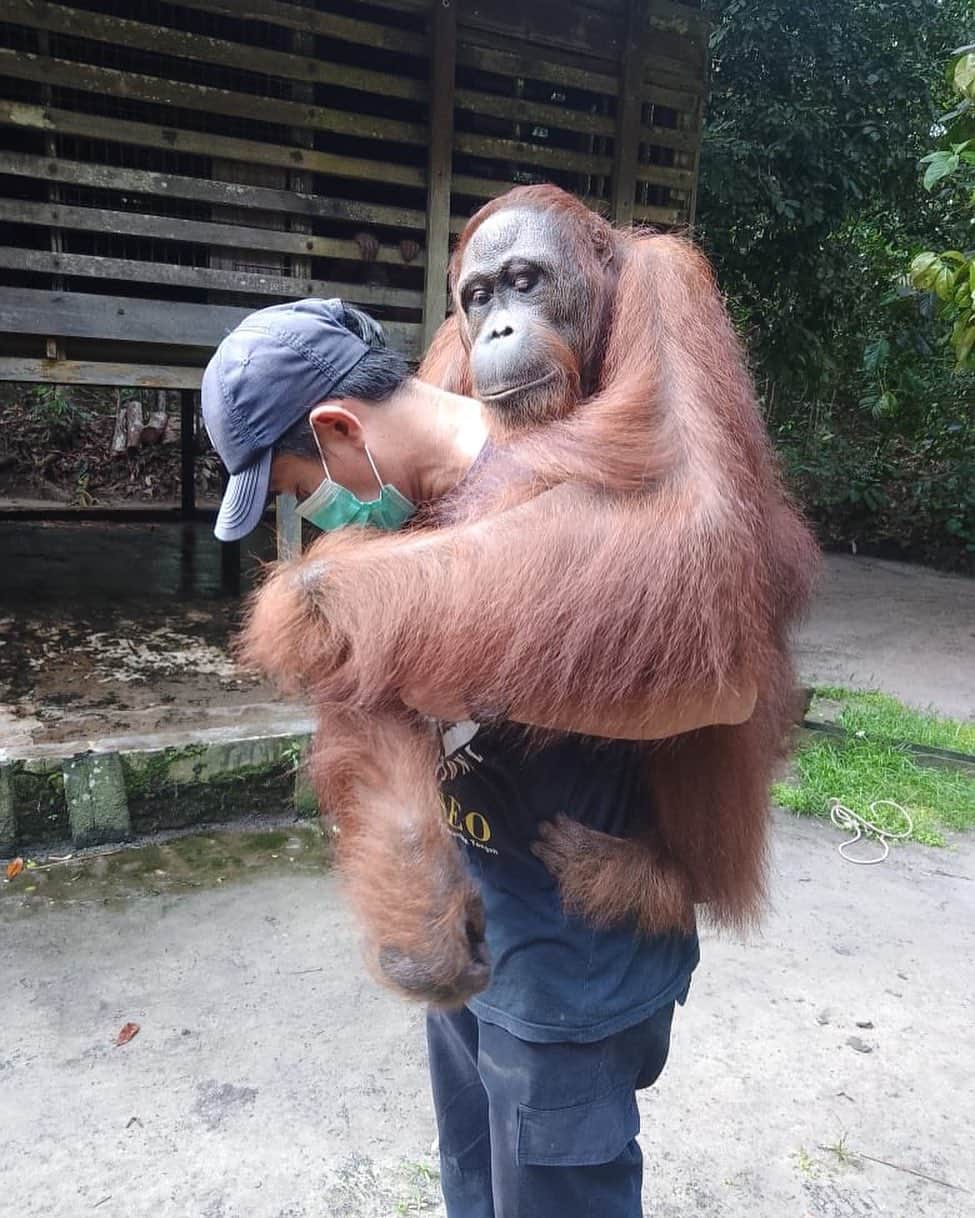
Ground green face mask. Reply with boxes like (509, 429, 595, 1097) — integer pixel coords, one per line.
(295, 435, 415, 533)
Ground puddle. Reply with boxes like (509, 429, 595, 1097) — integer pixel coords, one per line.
(0, 821, 331, 914)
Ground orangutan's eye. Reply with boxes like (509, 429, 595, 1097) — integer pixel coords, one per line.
(469, 286, 490, 307)
(513, 271, 537, 292)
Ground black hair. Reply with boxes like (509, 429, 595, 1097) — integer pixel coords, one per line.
(275, 303, 410, 459)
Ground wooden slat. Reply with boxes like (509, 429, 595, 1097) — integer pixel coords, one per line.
(0, 199, 426, 268)
(456, 41, 619, 96)
(0, 248, 424, 311)
(647, 0, 710, 31)
(613, 0, 649, 225)
(3, 0, 426, 101)
(632, 201, 685, 225)
(0, 49, 428, 148)
(459, 0, 624, 60)
(454, 131, 614, 177)
(455, 87, 616, 138)
(0, 288, 421, 356)
(454, 86, 697, 140)
(0, 357, 204, 389)
(633, 163, 695, 189)
(640, 53, 704, 93)
(0, 101, 427, 191)
(422, 0, 457, 350)
(635, 120, 698, 151)
(172, 0, 427, 57)
(0, 153, 428, 232)
(449, 165, 694, 202)
(638, 80, 703, 115)
(457, 31, 703, 95)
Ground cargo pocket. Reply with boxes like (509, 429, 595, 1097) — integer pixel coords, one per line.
(515, 1084, 640, 1167)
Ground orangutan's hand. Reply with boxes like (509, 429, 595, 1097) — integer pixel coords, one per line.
(531, 815, 695, 936)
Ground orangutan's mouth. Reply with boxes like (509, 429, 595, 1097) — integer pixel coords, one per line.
(478, 372, 557, 402)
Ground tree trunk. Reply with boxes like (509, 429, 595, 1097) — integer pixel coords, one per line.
(141, 410, 169, 445)
(110, 390, 127, 457)
(124, 399, 144, 452)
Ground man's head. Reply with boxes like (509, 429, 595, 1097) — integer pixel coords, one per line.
(202, 299, 409, 541)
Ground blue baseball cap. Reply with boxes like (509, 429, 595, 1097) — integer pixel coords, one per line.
(202, 298, 370, 542)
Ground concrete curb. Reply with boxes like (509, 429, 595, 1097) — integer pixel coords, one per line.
(801, 718, 975, 777)
(0, 718, 316, 856)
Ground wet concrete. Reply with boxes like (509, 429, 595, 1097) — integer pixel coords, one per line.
(0, 518, 274, 605)
(2, 811, 973, 1218)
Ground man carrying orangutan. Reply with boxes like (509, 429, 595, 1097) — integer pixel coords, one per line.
(202, 297, 758, 1217)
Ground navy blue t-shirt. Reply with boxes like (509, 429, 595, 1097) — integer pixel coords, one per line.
(438, 720, 699, 1044)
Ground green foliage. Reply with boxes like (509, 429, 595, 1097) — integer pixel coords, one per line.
(25, 385, 91, 449)
(907, 49, 975, 369)
(699, 1, 974, 567)
(778, 413, 975, 566)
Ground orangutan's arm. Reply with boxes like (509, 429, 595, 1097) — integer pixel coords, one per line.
(240, 481, 755, 727)
(403, 677, 757, 739)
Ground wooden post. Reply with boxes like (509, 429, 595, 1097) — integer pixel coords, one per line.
(180, 388, 196, 518)
(421, 0, 458, 352)
(611, 0, 649, 228)
(275, 493, 302, 561)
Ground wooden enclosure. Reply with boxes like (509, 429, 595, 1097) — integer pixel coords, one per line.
(0, 0, 708, 391)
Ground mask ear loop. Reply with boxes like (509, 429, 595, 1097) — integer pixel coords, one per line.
(362, 446, 384, 495)
(310, 422, 383, 495)
(310, 424, 334, 482)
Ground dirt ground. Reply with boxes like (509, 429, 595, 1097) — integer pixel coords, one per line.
(1, 810, 972, 1218)
(0, 519, 280, 749)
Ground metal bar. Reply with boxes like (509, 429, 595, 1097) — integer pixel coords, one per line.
(180, 389, 196, 519)
(275, 494, 303, 561)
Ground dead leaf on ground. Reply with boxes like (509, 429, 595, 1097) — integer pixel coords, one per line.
(115, 1022, 140, 1047)
(5, 857, 24, 880)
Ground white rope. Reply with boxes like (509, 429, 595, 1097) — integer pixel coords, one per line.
(827, 798, 914, 864)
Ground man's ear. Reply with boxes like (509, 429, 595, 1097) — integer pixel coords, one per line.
(308, 403, 366, 450)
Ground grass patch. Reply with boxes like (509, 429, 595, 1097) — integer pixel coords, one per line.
(774, 737, 975, 846)
(810, 687, 975, 754)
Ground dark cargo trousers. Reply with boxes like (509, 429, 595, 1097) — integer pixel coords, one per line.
(426, 1001, 675, 1218)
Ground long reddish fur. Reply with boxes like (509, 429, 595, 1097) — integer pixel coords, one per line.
(241, 185, 819, 992)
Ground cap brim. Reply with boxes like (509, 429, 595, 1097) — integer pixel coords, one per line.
(214, 448, 273, 542)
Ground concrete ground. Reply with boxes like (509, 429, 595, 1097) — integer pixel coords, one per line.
(2, 812, 973, 1218)
(795, 554, 975, 720)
